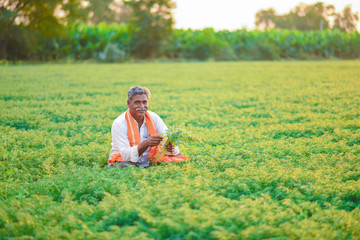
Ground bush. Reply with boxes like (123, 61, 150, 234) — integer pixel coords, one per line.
(4, 23, 360, 61)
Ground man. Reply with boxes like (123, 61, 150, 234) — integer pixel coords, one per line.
(108, 86, 186, 168)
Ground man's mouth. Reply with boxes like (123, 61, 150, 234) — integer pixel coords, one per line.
(136, 108, 147, 112)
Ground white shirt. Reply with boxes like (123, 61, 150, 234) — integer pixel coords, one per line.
(109, 110, 179, 167)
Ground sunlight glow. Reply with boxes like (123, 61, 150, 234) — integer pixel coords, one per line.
(173, 0, 360, 30)
(81, 1, 90, 8)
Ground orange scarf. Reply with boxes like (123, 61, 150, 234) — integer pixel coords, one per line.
(108, 109, 187, 166)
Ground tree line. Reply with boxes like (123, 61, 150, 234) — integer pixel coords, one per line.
(0, 0, 175, 60)
(256, 2, 359, 32)
(0, 0, 359, 61)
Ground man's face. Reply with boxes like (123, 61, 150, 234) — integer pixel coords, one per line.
(127, 94, 149, 120)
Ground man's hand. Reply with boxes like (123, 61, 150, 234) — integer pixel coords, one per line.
(137, 135, 163, 157)
(145, 135, 164, 147)
(164, 142, 175, 155)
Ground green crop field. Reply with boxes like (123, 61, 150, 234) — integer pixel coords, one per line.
(1, 61, 359, 239)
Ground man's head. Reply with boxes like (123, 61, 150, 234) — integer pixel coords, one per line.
(127, 86, 151, 122)
(128, 86, 151, 101)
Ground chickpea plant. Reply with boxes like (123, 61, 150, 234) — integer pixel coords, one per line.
(1, 62, 360, 239)
(161, 125, 195, 147)
(149, 126, 194, 164)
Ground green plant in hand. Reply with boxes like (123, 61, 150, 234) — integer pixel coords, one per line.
(150, 126, 194, 164)
(161, 126, 194, 147)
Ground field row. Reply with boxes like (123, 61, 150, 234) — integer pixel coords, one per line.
(1, 61, 359, 239)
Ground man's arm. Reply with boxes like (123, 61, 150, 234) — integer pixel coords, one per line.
(111, 121, 140, 162)
(137, 135, 163, 156)
(112, 119, 164, 162)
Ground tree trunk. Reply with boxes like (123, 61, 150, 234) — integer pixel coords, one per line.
(0, 1, 30, 60)
(0, 34, 10, 60)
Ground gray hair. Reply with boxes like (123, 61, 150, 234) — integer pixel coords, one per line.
(128, 86, 151, 100)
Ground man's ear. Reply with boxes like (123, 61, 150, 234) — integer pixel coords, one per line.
(127, 100, 130, 107)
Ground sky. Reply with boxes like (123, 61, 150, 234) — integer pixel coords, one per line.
(173, 0, 360, 30)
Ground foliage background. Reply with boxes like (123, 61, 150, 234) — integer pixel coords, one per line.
(1, 61, 359, 239)
(4, 23, 360, 61)
(1, 1, 360, 61)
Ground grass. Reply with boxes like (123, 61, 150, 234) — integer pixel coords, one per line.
(0, 61, 359, 239)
